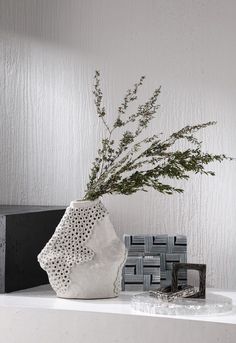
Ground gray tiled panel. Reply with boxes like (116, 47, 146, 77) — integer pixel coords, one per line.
(122, 234, 187, 291)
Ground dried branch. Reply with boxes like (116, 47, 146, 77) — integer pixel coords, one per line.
(83, 71, 231, 201)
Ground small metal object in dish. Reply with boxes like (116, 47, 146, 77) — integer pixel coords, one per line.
(149, 285, 198, 302)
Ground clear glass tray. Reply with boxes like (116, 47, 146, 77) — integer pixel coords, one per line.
(131, 291, 232, 316)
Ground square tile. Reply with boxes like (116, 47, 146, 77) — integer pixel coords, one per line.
(122, 234, 187, 291)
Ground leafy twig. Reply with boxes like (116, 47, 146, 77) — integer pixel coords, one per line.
(83, 71, 231, 201)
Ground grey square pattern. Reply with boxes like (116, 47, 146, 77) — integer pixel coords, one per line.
(122, 234, 187, 291)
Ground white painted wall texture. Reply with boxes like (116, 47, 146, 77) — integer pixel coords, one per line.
(0, 0, 236, 288)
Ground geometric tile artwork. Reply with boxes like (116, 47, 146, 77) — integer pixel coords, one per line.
(122, 234, 187, 291)
(122, 256, 160, 291)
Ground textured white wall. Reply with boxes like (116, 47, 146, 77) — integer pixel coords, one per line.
(0, 0, 236, 288)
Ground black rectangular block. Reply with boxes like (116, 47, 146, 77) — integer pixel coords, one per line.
(0, 205, 65, 293)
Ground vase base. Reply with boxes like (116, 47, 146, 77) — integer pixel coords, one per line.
(57, 294, 119, 300)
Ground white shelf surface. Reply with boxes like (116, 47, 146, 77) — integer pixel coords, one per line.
(0, 285, 236, 343)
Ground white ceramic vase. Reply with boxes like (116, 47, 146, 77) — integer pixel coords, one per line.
(38, 198, 127, 299)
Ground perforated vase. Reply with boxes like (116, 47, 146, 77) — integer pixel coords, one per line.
(38, 199, 127, 299)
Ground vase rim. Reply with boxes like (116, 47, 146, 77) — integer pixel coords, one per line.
(70, 198, 101, 209)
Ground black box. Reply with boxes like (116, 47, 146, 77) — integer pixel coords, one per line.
(0, 205, 65, 293)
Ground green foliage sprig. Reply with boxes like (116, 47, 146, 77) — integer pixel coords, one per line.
(83, 71, 230, 201)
